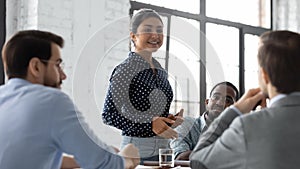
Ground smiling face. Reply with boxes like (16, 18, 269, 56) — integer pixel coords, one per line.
(130, 17, 164, 53)
(205, 84, 237, 122)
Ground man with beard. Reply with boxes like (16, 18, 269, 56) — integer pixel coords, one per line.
(190, 30, 300, 169)
(170, 81, 239, 160)
(0, 30, 140, 169)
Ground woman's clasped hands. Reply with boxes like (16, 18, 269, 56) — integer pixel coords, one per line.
(152, 109, 184, 139)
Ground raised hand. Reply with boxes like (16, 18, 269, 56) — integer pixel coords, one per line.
(234, 88, 267, 114)
(167, 108, 184, 128)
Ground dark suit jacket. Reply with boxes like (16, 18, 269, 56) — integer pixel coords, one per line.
(190, 93, 300, 169)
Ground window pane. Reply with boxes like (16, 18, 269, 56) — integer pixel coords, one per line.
(133, 0, 200, 14)
(207, 0, 271, 28)
(245, 34, 260, 91)
(206, 23, 239, 93)
(168, 16, 200, 117)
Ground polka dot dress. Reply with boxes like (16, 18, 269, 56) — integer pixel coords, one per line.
(102, 52, 173, 137)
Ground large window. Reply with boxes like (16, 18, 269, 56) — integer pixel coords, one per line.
(130, 0, 272, 116)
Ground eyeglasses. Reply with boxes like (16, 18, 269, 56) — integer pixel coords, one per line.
(40, 59, 65, 70)
(210, 93, 235, 105)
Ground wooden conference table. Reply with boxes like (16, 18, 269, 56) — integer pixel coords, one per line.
(136, 160, 191, 169)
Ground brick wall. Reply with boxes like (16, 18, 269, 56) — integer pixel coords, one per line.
(6, 0, 130, 148)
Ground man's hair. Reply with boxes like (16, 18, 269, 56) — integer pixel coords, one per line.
(2, 30, 64, 79)
(209, 81, 239, 100)
(258, 30, 300, 94)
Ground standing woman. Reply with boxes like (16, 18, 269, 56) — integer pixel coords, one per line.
(102, 8, 183, 162)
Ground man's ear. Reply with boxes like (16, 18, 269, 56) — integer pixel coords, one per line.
(28, 57, 43, 78)
(260, 67, 270, 84)
(205, 98, 209, 105)
(205, 99, 209, 110)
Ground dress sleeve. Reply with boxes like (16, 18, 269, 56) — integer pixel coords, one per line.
(102, 65, 155, 137)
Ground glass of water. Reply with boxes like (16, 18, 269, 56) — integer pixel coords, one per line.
(159, 148, 174, 167)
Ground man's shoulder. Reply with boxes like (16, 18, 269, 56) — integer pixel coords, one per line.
(182, 116, 199, 128)
(184, 116, 197, 123)
(19, 84, 72, 107)
(232, 106, 290, 132)
(175, 116, 203, 135)
(236, 109, 268, 125)
(31, 84, 68, 97)
(240, 99, 300, 123)
(31, 86, 77, 114)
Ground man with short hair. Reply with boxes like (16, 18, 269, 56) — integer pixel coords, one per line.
(170, 81, 239, 160)
(190, 30, 300, 169)
(0, 30, 140, 169)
